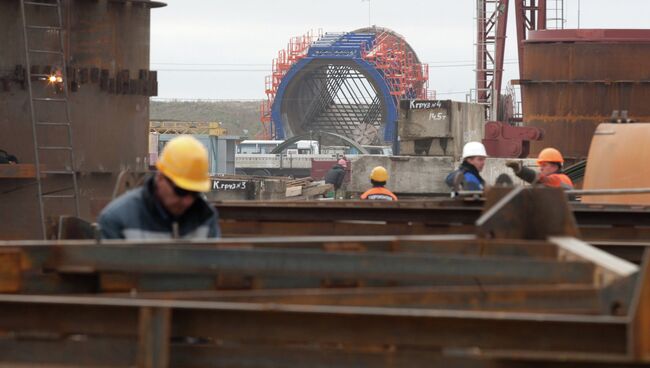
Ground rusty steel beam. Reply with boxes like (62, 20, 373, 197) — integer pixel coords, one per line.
(109, 284, 605, 314)
(0, 294, 634, 360)
(39, 243, 594, 285)
(0, 236, 565, 293)
(215, 200, 650, 227)
(0, 336, 643, 368)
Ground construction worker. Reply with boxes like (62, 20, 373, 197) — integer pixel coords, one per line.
(445, 141, 487, 192)
(324, 158, 348, 198)
(98, 135, 220, 239)
(360, 166, 398, 201)
(506, 147, 574, 189)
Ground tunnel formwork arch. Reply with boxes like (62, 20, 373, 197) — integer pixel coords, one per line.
(261, 27, 430, 144)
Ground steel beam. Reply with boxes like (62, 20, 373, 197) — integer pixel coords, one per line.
(35, 243, 594, 285)
(112, 284, 603, 314)
(0, 294, 632, 358)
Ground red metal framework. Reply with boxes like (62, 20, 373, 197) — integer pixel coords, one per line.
(476, 0, 552, 121)
(363, 31, 429, 100)
(259, 30, 320, 139)
(477, 0, 549, 157)
(476, 0, 509, 120)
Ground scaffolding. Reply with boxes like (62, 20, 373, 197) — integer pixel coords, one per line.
(260, 29, 429, 143)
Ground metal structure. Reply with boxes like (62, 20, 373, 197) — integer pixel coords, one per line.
(475, 0, 555, 157)
(19, 0, 80, 238)
(475, 0, 508, 120)
(475, 0, 567, 120)
(260, 27, 429, 144)
(270, 131, 369, 155)
(0, 0, 165, 239)
(1, 188, 649, 367)
(521, 29, 650, 158)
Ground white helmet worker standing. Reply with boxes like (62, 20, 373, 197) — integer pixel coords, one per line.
(445, 141, 488, 192)
(461, 141, 488, 160)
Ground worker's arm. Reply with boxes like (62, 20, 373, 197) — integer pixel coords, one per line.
(506, 161, 537, 184)
(462, 172, 483, 191)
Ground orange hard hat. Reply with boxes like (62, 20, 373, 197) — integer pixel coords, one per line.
(537, 147, 564, 165)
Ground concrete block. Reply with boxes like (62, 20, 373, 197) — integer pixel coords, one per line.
(398, 100, 485, 159)
(399, 138, 450, 156)
(480, 158, 539, 187)
(349, 155, 455, 194)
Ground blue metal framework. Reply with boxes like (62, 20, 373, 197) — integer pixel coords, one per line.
(265, 29, 428, 144)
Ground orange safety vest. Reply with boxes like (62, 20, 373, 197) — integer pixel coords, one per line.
(360, 187, 398, 201)
(540, 173, 573, 189)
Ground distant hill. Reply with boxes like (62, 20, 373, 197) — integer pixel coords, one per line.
(150, 100, 264, 138)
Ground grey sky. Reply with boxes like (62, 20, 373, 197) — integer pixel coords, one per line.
(151, 0, 650, 101)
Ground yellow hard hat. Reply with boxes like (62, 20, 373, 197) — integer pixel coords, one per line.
(155, 135, 211, 192)
(370, 166, 389, 182)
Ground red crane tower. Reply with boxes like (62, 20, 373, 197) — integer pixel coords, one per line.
(478, 0, 564, 157)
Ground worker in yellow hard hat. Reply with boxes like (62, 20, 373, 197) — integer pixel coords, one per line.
(98, 135, 220, 239)
(360, 166, 398, 201)
(506, 147, 574, 189)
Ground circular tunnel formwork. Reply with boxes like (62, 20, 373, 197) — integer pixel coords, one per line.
(262, 27, 429, 144)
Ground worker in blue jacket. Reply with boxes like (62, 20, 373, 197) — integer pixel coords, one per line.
(98, 135, 220, 239)
(445, 141, 487, 192)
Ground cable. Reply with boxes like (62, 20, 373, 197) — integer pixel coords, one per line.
(154, 61, 518, 73)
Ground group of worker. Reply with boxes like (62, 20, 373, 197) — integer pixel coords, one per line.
(98, 135, 573, 240)
(342, 141, 573, 201)
(446, 141, 573, 192)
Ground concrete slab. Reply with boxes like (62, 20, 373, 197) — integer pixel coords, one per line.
(349, 157, 539, 195)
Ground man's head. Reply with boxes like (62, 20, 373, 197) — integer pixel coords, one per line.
(154, 135, 210, 217)
(461, 142, 487, 172)
(154, 173, 200, 217)
(537, 147, 564, 176)
(370, 166, 388, 186)
(337, 158, 347, 168)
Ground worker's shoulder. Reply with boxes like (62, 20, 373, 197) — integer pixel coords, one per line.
(98, 187, 147, 220)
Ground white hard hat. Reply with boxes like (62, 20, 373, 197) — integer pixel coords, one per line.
(462, 141, 487, 160)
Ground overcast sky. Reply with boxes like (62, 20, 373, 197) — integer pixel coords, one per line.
(151, 0, 650, 101)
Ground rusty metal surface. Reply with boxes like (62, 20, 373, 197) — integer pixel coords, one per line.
(521, 30, 650, 158)
(0, 187, 647, 366)
(0, 292, 637, 367)
(482, 121, 543, 158)
(478, 187, 579, 240)
(0, 0, 164, 239)
(215, 199, 650, 228)
(0, 238, 597, 292)
(527, 29, 650, 43)
(582, 123, 650, 205)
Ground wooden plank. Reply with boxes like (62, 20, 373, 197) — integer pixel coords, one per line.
(550, 237, 639, 287)
(285, 186, 302, 197)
